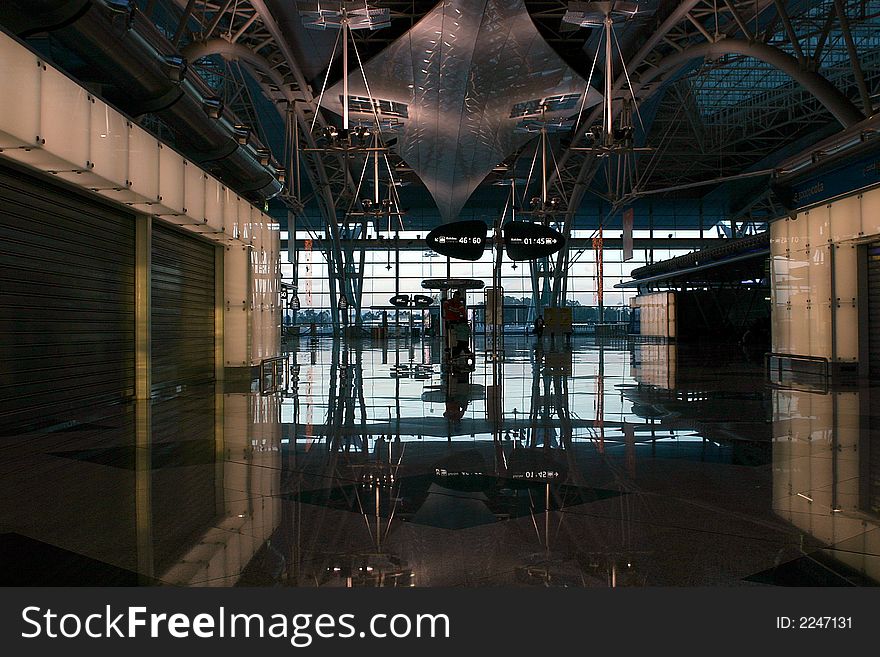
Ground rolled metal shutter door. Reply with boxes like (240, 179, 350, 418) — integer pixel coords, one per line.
(869, 243, 880, 380)
(150, 220, 217, 568)
(0, 163, 135, 436)
(868, 243, 880, 514)
(150, 220, 216, 393)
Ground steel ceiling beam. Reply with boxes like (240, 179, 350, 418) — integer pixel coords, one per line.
(832, 0, 874, 114)
(547, 0, 709, 305)
(634, 38, 865, 128)
(176, 0, 377, 330)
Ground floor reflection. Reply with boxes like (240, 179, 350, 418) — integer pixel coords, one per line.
(2, 334, 879, 586)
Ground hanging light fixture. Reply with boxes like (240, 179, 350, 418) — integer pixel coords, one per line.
(565, 1, 653, 161)
(300, 2, 391, 31)
(298, 1, 405, 236)
(563, 1, 654, 324)
(516, 102, 571, 220)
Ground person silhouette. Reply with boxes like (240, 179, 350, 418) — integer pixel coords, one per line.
(533, 315, 544, 338)
(443, 290, 471, 358)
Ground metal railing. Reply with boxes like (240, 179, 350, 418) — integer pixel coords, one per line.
(260, 356, 288, 395)
(765, 352, 830, 392)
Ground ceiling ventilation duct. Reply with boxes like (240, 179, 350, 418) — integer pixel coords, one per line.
(0, 0, 282, 201)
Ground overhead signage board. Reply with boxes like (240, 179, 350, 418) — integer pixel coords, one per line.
(424, 220, 565, 262)
(425, 220, 488, 261)
(390, 294, 434, 308)
(622, 207, 634, 262)
(503, 221, 565, 261)
(776, 147, 880, 211)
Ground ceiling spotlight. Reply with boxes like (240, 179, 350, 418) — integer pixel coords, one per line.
(381, 198, 392, 209)
(361, 198, 374, 211)
(352, 124, 372, 143)
(562, 1, 640, 29)
(233, 124, 251, 145)
(300, 3, 391, 31)
(321, 125, 339, 144)
(613, 126, 634, 141)
(202, 97, 223, 119)
(530, 196, 542, 210)
(163, 55, 187, 82)
(106, 0, 136, 29)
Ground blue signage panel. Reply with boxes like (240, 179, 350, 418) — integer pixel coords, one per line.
(783, 148, 880, 210)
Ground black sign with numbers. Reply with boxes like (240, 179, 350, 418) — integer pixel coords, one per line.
(425, 220, 488, 261)
(503, 221, 565, 261)
(389, 294, 411, 308)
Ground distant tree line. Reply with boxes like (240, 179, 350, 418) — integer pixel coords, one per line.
(286, 296, 630, 325)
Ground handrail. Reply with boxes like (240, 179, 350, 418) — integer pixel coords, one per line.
(260, 356, 288, 395)
(765, 352, 830, 392)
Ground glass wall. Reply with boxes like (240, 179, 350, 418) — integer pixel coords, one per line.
(282, 227, 720, 328)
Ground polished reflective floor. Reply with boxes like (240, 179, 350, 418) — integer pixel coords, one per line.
(2, 334, 878, 586)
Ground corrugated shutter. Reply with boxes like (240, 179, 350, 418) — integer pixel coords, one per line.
(869, 244, 880, 380)
(150, 220, 217, 569)
(150, 220, 216, 393)
(868, 244, 880, 514)
(0, 163, 135, 435)
(150, 382, 217, 570)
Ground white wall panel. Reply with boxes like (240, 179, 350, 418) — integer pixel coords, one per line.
(829, 194, 862, 243)
(788, 212, 809, 251)
(635, 291, 675, 339)
(223, 187, 239, 241)
(770, 246, 790, 353)
(0, 34, 41, 148)
(40, 67, 90, 172)
(787, 248, 811, 356)
(241, 203, 254, 244)
(155, 144, 186, 216)
(184, 163, 207, 223)
(861, 187, 880, 238)
(224, 244, 250, 367)
(205, 176, 225, 233)
(807, 204, 830, 250)
(770, 217, 787, 256)
(88, 99, 129, 192)
(808, 246, 831, 359)
(127, 125, 160, 203)
(833, 242, 859, 361)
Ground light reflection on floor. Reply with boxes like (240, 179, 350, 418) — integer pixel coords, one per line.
(1, 334, 878, 586)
